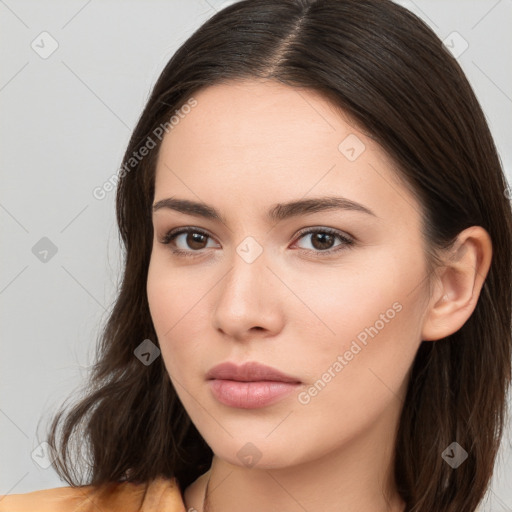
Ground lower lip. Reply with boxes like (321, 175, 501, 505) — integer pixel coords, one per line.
(208, 379, 301, 409)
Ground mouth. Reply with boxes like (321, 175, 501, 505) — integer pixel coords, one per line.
(206, 360, 301, 383)
(206, 361, 301, 409)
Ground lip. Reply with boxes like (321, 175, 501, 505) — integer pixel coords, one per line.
(206, 361, 301, 409)
(206, 361, 301, 383)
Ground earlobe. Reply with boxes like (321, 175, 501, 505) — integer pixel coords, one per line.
(421, 226, 493, 342)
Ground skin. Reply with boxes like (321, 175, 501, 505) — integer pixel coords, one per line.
(146, 79, 492, 512)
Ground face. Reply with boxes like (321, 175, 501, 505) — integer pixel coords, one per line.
(147, 79, 431, 469)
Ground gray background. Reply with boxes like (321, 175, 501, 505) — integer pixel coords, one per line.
(1, 0, 511, 509)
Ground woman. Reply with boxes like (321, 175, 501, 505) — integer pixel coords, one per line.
(1, 0, 510, 511)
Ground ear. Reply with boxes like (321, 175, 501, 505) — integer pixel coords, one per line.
(421, 226, 493, 341)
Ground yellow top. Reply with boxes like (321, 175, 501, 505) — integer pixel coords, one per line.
(0, 476, 186, 512)
(0, 477, 488, 511)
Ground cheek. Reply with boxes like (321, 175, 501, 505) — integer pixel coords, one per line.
(296, 299, 420, 442)
(288, 246, 425, 378)
(146, 256, 207, 376)
(147, 253, 233, 400)
(147, 250, 212, 330)
(294, 250, 426, 413)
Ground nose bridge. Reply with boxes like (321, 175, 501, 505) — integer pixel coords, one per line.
(222, 234, 269, 304)
(213, 234, 283, 336)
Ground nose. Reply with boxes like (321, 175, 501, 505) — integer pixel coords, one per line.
(212, 244, 285, 341)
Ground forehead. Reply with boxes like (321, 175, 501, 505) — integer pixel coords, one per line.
(153, 79, 423, 233)
(163, 79, 352, 156)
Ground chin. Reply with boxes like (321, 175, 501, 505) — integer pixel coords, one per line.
(206, 436, 308, 471)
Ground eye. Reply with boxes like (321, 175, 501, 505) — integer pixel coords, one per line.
(159, 227, 219, 258)
(158, 226, 355, 259)
(292, 227, 354, 257)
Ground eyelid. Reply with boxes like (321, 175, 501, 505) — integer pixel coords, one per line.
(290, 226, 355, 257)
(159, 226, 219, 248)
(293, 226, 354, 244)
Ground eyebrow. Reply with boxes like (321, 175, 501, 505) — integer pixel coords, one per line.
(152, 196, 377, 224)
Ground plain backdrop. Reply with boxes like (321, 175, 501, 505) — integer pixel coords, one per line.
(1, 0, 511, 509)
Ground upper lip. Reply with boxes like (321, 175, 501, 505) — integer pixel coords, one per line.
(206, 361, 301, 383)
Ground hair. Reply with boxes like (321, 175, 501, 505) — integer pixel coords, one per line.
(46, 1, 512, 510)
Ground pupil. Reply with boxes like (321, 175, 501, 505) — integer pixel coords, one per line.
(188, 233, 206, 250)
(312, 233, 334, 250)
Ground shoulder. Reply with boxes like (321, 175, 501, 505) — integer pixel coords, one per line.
(0, 476, 186, 512)
(0, 484, 97, 512)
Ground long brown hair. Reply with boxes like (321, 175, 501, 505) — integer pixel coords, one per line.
(47, 1, 512, 510)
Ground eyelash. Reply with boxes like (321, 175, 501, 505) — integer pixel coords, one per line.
(158, 226, 355, 259)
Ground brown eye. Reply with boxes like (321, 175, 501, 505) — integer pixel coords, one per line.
(159, 226, 354, 259)
(160, 227, 218, 256)
(309, 232, 336, 251)
(183, 232, 209, 250)
(293, 227, 354, 256)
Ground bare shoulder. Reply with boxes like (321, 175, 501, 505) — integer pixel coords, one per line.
(0, 476, 185, 512)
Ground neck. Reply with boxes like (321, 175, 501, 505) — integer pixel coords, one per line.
(194, 405, 406, 512)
